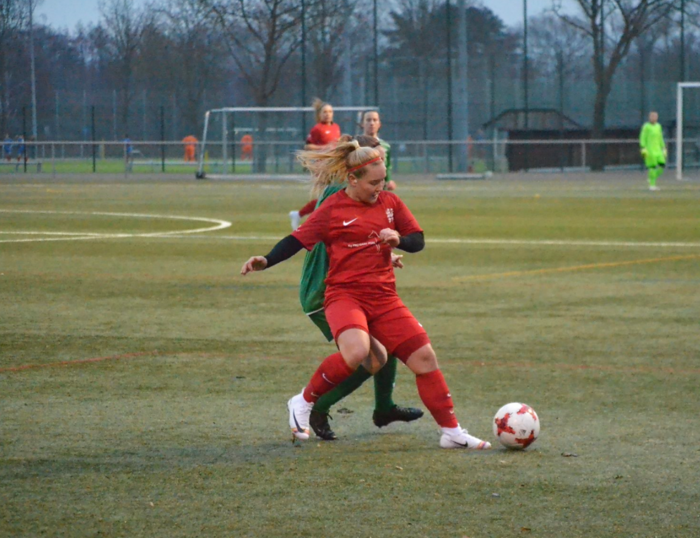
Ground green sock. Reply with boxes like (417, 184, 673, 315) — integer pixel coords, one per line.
(648, 168, 657, 187)
(373, 355, 398, 413)
(313, 365, 372, 414)
(655, 166, 664, 182)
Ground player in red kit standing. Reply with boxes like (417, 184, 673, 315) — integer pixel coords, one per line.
(289, 98, 342, 230)
(242, 139, 491, 450)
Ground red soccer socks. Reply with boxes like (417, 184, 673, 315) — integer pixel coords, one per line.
(303, 352, 355, 403)
(415, 369, 459, 428)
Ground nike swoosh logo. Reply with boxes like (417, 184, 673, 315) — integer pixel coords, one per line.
(321, 373, 337, 385)
(293, 410, 305, 432)
(343, 218, 358, 226)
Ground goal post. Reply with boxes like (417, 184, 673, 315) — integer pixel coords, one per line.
(195, 106, 378, 180)
(675, 82, 700, 180)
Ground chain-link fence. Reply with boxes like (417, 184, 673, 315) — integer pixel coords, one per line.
(5, 137, 700, 178)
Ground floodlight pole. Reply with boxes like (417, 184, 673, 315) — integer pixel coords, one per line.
(301, 0, 307, 136)
(373, 0, 379, 106)
(523, 0, 529, 171)
(676, 83, 683, 180)
(28, 0, 38, 140)
(680, 0, 685, 82)
(446, 0, 453, 172)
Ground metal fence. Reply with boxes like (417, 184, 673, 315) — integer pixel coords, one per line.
(2, 138, 699, 177)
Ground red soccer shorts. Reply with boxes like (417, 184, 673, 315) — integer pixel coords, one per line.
(325, 290, 430, 363)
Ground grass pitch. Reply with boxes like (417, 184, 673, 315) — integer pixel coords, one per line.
(1, 172, 699, 537)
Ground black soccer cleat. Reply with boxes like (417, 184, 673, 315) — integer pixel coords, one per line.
(309, 410, 338, 441)
(373, 405, 424, 428)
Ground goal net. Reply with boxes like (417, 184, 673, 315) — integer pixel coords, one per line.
(675, 82, 700, 180)
(195, 106, 377, 180)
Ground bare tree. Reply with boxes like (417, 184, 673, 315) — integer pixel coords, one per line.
(529, 14, 590, 82)
(554, 0, 675, 169)
(305, 0, 358, 101)
(201, 0, 303, 171)
(151, 0, 228, 135)
(203, 0, 302, 107)
(0, 0, 28, 135)
(99, 0, 148, 137)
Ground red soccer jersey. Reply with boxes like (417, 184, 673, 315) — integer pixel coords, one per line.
(306, 122, 341, 147)
(292, 190, 422, 289)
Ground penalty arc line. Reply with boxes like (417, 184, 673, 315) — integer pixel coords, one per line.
(0, 209, 231, 243)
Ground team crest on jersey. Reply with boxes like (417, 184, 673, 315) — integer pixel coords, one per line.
(386, 208, 394, 223)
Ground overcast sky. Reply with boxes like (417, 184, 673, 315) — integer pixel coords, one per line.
(36, 0, 577, 32)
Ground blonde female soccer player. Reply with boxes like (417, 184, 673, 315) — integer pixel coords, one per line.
(299, 134, 422, 441)
(241, 139, 491, 450)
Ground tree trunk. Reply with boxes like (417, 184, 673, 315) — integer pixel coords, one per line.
(0, 50, 6, 136)
(254, 95, 269, 174)
(590, 89, 607, 171)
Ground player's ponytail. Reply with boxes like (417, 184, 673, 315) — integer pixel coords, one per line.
(298, 138, 382, 197)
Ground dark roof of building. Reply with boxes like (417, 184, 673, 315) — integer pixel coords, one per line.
(482, 108, 584, 131)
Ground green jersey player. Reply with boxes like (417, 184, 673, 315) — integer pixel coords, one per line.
(299, 132, 423, 441)
(639, 111, 667, 191)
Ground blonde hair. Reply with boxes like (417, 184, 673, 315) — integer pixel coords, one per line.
(298, 138, 382, 197)
(312, 97, 332, 123)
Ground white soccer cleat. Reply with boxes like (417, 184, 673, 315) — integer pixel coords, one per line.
(649, 185, 660, 191)
(287, 392, 313, 441)
(289, 210, 301, 230)
(440, 427, 491, 450)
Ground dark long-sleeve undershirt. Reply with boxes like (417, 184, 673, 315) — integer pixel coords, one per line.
(397, 231, 425, 253)
(263, 235, 304, 268)
(263, 231, 424, 269)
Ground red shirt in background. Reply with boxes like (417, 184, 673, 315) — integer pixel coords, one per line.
(306, 122, 341, 147)
(292, 190, 422, 290)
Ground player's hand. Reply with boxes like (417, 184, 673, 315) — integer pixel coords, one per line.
(241, 256, 267, 275)
(386, 180, 397, 191)
(379, 228, 401, 248)
(640, 148, 647, 157)
(391, 253, 404, 269)
(663, 148, 668, 158)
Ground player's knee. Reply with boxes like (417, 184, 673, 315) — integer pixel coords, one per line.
(341, 346, 370, 368)
(405, 344, 438, 374)
(337, 333, 372, 368)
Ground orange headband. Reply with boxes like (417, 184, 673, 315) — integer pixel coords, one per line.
(347, 156, 382, 174)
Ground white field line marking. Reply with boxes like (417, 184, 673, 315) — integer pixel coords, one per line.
(1, 209, 697, 249)
(0, 231, 107, 236)
(0, 209, 231, 244)
(429, 238, 700, 249)
(150, 234, 700, 249)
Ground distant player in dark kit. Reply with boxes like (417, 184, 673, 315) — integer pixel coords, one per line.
(3, 134, 12, 162)
(15, 135, 26, 162)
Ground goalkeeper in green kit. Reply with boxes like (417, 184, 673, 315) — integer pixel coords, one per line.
(299, 131, 423, 441)
(639, 111, 667, 191)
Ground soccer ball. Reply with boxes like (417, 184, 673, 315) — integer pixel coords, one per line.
(493, 402, 540, 450)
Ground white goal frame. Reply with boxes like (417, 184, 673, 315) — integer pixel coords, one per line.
(675, 82, 700, 180)
(196, 106, 377, 180)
